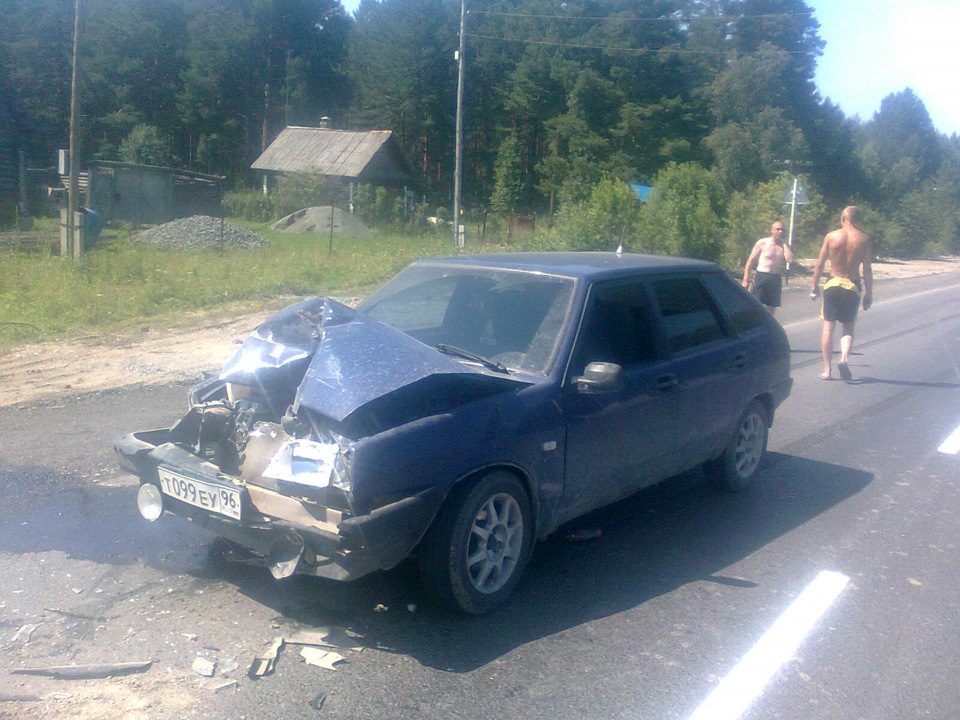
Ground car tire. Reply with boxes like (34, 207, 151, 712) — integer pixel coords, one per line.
(419, 471, 532, 614)
(708, 399, 768, 491)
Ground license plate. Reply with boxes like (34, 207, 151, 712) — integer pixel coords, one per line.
(158, 467, 242, 520)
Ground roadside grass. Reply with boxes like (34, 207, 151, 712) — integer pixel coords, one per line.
(0, 221, 471, 349)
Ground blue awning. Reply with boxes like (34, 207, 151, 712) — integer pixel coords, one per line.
(628, 183, 652, 201)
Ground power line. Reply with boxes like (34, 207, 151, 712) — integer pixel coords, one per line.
(469, 10, 815, 22)
(466, 32, 817, 56)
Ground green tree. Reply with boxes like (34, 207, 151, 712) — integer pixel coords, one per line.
(537, 67, 630, 208)
(179, 0, 349, 179)
(81, 0, 189, 161)
(346, 0, 456, 199)
(705, 45, 809, 191)
(729, 0, 825, 104)
(1, 0, 75, 165)
(858, 89, 942, 206)
(800, 98, 865, 207)
(493, 48, 567, 212)
(490, 132, 525, 213)
(119, 125, 178, 166)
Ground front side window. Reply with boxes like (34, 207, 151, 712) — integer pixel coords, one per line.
(571, 281, 658, 374)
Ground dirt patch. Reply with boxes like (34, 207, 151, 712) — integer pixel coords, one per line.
(1, 258, 957, 410)
(0, 305, 280, 409)
(793, 255, 960, 280)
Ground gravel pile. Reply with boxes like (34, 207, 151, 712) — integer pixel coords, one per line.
(132, 215, 270, 249)
(272, 206, 372, 236)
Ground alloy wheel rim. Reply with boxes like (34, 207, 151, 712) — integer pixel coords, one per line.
(465, 492, 524, 594)
(734, 413, 764, 477)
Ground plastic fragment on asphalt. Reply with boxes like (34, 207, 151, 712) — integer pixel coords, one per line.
(192, 656, 216, 677)
(11, 624, 37, 643)
(44, 608, 102, 621)
(211, 680, 238, 694)
(11, 661, 153, 679)
(310, 692, 327, 710)
(373, 603, 388, 612)
(300, 647, 345, 671)
(247, 637, 283, 678)
(0, 693, 42, 702)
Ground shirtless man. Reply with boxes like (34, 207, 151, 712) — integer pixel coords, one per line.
(810, 206, 873, 380)
(742, 220, 794, 315)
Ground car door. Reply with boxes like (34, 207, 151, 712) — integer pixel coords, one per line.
(561, 280, 681, 519)
(647, 274, 753, 475)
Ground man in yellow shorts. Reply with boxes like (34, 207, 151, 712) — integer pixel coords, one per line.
(810, 206, 874, 380)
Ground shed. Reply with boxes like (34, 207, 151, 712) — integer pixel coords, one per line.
(252, 127, 415, 187)
(83, 161, 224, 225)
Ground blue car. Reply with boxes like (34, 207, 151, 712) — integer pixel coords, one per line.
(114, 252, 792, 613)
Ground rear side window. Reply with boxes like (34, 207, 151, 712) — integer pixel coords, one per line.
(701, 273, 765, 334)
(650, 277, 727, 354)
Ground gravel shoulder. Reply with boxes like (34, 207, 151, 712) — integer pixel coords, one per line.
(1, 257, 957, 409)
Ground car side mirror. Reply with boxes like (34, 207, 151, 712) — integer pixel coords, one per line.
(575, 362, 623, 394)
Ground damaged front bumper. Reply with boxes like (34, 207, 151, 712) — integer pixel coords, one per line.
(114, 429, 442, 581)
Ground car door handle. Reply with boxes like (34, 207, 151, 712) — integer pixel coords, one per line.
(730, 353, 748, 372)
(653, 373, 679, 392)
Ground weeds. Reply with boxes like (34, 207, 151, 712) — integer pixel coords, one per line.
(0, 222, 467, 348)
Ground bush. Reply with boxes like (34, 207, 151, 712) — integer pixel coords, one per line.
(271, 174, 349, 219)
(223, 190, 276, 222)
(553, 178, 641, 250)
(225, 174, 354, 223)
(636, 163, 726, 262)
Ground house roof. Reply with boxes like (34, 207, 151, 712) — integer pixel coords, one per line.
(251, 127, 414, 185)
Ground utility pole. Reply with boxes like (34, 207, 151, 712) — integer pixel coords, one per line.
(452, 0, 465, 248)
(67, 0, 82, 258)
(781, 177, 810, 283)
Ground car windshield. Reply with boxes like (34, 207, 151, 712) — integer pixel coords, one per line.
(358, 263, 576, 375)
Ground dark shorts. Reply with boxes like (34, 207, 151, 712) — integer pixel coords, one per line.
(751, 271, 782, 307)
(822, 285, 860, 323)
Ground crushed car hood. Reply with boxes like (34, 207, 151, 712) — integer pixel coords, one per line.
(220, 297, 526, 423)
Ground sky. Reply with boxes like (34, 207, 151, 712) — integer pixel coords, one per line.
(809, 0, 960, 136)
(339, 0, 960, 137)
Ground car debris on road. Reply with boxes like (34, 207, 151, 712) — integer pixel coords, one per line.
(11, 660, 154, 679)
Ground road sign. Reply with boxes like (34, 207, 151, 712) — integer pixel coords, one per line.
(782, 181, 810, 205)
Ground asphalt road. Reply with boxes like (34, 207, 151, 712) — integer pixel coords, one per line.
(1, 270, 958, 720)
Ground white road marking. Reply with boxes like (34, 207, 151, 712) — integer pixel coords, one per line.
(938, 425, 960, 455)
(687, 570, 849, 720)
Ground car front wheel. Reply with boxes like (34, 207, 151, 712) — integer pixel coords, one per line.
(708, 399, 768, 491)
(419, 471, 532, 614)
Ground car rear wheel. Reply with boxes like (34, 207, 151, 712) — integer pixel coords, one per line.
(419, 471, 532, 614)
(708, 399, 768, 491)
